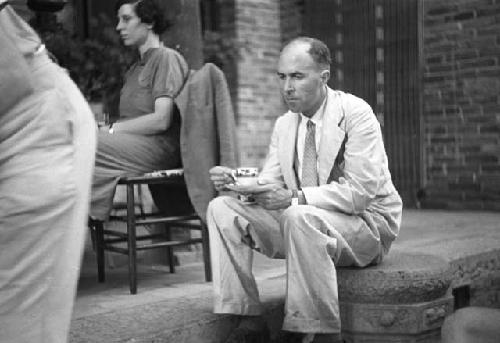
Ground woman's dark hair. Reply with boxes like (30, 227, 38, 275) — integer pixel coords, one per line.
(115, 0, 170, 35)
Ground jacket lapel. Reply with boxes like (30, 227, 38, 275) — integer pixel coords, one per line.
(279, 113, 300, 189)
(318, 89, 346, 185)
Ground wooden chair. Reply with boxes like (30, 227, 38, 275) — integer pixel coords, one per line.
(89, 63, 239, 294)
(89, 169, 211, 294)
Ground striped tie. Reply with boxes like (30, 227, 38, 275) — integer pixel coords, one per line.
(301, 120, 318, 187)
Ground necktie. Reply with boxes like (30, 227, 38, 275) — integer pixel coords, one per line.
(301, 120, 318, 187)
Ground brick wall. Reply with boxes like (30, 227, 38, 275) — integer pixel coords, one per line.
(422, 0, 500, 210)
(233, 0, 284, 167)
(231, 0, 303, 167)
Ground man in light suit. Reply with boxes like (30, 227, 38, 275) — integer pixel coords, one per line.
(207, 37, 402, 343)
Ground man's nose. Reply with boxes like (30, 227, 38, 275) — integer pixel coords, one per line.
(283, 78, 294, 94)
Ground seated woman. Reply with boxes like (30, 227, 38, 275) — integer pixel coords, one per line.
(90, 0, 189, 221)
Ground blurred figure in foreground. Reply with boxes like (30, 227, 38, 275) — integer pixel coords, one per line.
(0, 2, 96, 342)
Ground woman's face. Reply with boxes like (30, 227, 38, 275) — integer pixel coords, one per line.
(116, 3, 151, 47)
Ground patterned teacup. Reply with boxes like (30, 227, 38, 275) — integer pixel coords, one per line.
(231, 167, 259, 187)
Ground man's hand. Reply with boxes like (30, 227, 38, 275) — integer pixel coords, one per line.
(252, 183, 293, 210)
(209, 166, 235, 191)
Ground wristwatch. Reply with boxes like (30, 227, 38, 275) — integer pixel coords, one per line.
(291, 189, 299, 206)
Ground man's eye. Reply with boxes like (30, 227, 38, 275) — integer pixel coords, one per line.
(277, 74, 285, 80)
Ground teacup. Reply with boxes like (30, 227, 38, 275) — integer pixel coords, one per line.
(231, 167, 259, 187)
(231, 167, 259, 203)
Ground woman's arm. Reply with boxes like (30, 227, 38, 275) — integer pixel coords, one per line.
(102, 96, 174, 135)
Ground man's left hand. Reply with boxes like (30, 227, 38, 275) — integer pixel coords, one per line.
(252, 184, 292, 210)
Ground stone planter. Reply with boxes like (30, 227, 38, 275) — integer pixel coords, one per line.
(338, 251, 454, 342)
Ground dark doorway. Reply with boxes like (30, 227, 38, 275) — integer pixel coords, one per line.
(303, 0, 423, 207)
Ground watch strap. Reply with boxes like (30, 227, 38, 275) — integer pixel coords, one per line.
(291, 189, 299, 206)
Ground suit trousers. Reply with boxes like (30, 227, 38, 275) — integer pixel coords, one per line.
(207, 195, 384, 333)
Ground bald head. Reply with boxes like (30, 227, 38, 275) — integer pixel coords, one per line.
(282, 37, 331, 71)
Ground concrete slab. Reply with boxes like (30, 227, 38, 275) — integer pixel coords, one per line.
(70, 209, 500, 342)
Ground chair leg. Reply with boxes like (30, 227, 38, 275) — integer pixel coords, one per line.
(94, 221, 106, 283)
(201, 221, 212, 282)
(126, 184, 138, 294)
(136, 184, 146, 218)
(164, 225, 175, 274)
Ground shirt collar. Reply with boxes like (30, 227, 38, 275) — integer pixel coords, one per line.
(138, 48, 157, 66)
(299, 91, 327, 126)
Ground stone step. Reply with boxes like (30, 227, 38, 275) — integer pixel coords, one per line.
(72, 210, 500, 343)
(72, 251, 287, 343)
(71, 275, 286, 343)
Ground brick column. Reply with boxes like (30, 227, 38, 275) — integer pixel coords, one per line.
(232, 0, 283, 167)
(232, 0, 302, 167)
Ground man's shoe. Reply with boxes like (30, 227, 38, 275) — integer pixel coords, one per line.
(274, 331, 344, 343)
(311, 333, 344, 343)
(273, 331, 306, 343)
(224, 316, 270, 343)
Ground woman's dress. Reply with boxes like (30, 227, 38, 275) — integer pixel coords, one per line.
(89, 46, 188, 220)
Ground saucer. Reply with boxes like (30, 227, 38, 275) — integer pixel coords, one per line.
(226, 183, 276, 194)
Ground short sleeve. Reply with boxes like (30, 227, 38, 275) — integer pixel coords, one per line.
(145, 47, 189, 100)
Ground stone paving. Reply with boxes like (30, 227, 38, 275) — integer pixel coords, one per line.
(70, 209, 500, 342)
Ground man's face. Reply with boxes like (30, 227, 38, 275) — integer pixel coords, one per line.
(277, 42, 329, 117)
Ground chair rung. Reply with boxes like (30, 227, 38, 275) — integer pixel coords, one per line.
(136, 238, 203, 250)
(102, 245, 129, 254)
(103, 233, 167, 245)
(103, 230, 127, 238)
(136, 214, 200, 225)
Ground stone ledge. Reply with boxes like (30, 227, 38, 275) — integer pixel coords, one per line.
(71, 210, 500, 343)
(338, 252, 452, 304)
(340, 295, 454, 335)
(338, 251, 454, 342)
(70, 275, 286, 343)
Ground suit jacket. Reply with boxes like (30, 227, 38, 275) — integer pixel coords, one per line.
(260, 87, 402, 250)
(175, 63, 239, 222)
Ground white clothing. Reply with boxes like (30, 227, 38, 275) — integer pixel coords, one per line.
(0, 6, 96, 342)
(207, 89, 402, 333)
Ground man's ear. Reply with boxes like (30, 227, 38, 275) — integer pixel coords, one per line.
(320, 70, 330, 84)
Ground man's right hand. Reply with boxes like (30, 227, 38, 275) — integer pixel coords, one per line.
(209, 166, 235, 191)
